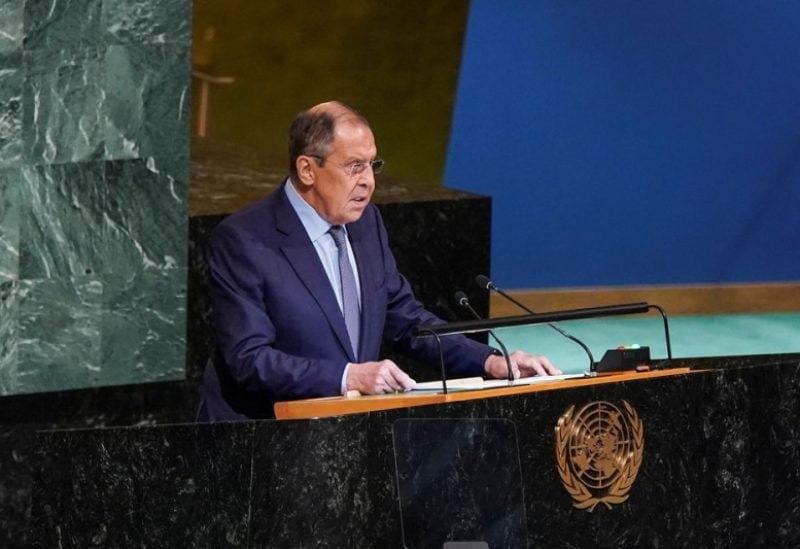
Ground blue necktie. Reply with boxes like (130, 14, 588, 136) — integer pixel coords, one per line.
(329, 225, 360, 360)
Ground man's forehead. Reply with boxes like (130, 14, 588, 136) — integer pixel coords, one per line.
(334, 117, 371, 135)
(329, 135, 377, 163)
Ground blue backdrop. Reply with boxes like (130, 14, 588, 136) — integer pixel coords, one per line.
(445, 0, 800, 289)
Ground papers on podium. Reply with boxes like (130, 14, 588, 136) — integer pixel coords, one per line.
(410, 372, 586, 393)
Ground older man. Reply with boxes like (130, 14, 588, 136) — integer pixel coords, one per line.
(198, 101, 559, 421)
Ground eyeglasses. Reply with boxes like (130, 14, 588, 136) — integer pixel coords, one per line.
(308, 155, 385, 177)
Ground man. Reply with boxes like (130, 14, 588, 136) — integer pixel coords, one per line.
(198, 101, 559, 421)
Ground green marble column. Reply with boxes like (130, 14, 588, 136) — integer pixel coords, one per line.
(0, 0, 190, 395)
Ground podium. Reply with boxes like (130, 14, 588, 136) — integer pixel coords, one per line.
(273, 368, 692, 420)
(31, 354, 800, 548)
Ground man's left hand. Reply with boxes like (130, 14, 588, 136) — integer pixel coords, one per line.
(484, 350, 561, 379)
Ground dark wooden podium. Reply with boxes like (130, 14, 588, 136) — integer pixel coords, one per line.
(32, 354, 800, 548)
(273, 367, 694, 419)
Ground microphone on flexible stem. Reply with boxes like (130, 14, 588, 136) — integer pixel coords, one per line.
(454, 291, 514, 382)
(475, 275, 595, 370)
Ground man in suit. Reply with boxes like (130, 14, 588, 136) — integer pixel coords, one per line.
(198, 101, 559, 421)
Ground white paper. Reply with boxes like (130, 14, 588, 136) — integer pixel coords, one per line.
(410, 372, 587, 392)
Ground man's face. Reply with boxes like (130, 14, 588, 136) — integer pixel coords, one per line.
(304, 120, 378, 225)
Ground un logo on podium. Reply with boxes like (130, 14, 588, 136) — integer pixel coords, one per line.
(555, 400, 644, 511)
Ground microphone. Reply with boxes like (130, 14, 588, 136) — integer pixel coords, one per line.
(454, 291, 514, 381)
(475, 275, 595, 370)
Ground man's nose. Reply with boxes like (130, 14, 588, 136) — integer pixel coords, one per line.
(358, 169, 376, 187)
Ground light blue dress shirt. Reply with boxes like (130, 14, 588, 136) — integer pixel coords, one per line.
(284, 180, 361, 393)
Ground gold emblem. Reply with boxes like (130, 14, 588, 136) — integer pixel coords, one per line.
(555, 400, 644, 511)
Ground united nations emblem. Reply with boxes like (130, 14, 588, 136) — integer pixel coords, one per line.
(555, 400, 644, 511)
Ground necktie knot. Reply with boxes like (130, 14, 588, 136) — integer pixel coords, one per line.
(329, 225, 347, 248)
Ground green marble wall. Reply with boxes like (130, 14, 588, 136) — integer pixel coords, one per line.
(0, 0, 190, 395)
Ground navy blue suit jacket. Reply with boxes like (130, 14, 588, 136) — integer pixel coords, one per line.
(198, 182, 492, 420)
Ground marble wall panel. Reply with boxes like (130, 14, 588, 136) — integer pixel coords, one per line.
(18, 162, 107, 279)
(16, 276, 102, 392)
(104, 45, 190, 178)
(12, 158, 187, 393)
(0, 2, 23, 54)
(0, 281, 18, 394)
(18, 159, 184, 280)
(1, 0, 191, 397)
(23, 0, 104, 51)
(0, 168, 20, 281)
(22, 46, 190, 169)
(98, 159, 187, 383)
(101, 159, 186, 276)
(103, 0, 191, 46)
(100, 268, 186, 385)
(0, 52, 22, 167)
(22, 47, 106, 164)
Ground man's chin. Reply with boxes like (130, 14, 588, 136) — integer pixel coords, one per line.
(339, 203, 369, 224)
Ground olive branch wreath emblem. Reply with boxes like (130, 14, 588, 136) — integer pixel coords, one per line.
(555, 400, 644, 512)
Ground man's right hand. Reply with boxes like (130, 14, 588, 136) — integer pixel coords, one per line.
(346, 360, 416, 394)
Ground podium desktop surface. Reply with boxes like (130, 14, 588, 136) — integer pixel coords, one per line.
(273, 367, 694, 420)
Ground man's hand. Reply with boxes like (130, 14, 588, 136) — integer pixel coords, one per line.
(347, 359, 416, 394)
(484, 350, 562, 379)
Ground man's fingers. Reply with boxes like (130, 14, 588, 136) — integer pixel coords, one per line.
(356, 360, 415, 393)
(391, 368, 416, 391)
(537, 355, 562, 375)
(382, 361, 415, 392)
(511, 351, 560, 377)
(527, 360, 548, 376)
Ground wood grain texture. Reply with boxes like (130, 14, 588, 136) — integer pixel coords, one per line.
(489, 283, 800, 317)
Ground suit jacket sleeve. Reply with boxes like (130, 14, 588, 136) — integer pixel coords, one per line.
(208, 222, 345, 400)
(371, 208, 493, 378)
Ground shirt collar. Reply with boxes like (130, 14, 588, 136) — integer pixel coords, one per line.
(284, 178, 335, 243)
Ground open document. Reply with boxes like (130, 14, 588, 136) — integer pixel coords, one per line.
(410, 372, 587, 392)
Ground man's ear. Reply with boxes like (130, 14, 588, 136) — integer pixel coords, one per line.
(296, 156, 315, 186)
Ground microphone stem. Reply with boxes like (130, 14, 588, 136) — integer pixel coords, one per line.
(491, 284, 594, 370)
(493, 286, 531, 313)
(461, 300, 514, 382)
(417, 327, 448, 394)
(489, 332, 514, 382)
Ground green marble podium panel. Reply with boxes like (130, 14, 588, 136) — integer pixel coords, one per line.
(0, 0, 190, 396)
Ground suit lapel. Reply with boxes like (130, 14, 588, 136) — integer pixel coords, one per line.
(274, 188, 357, 362)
